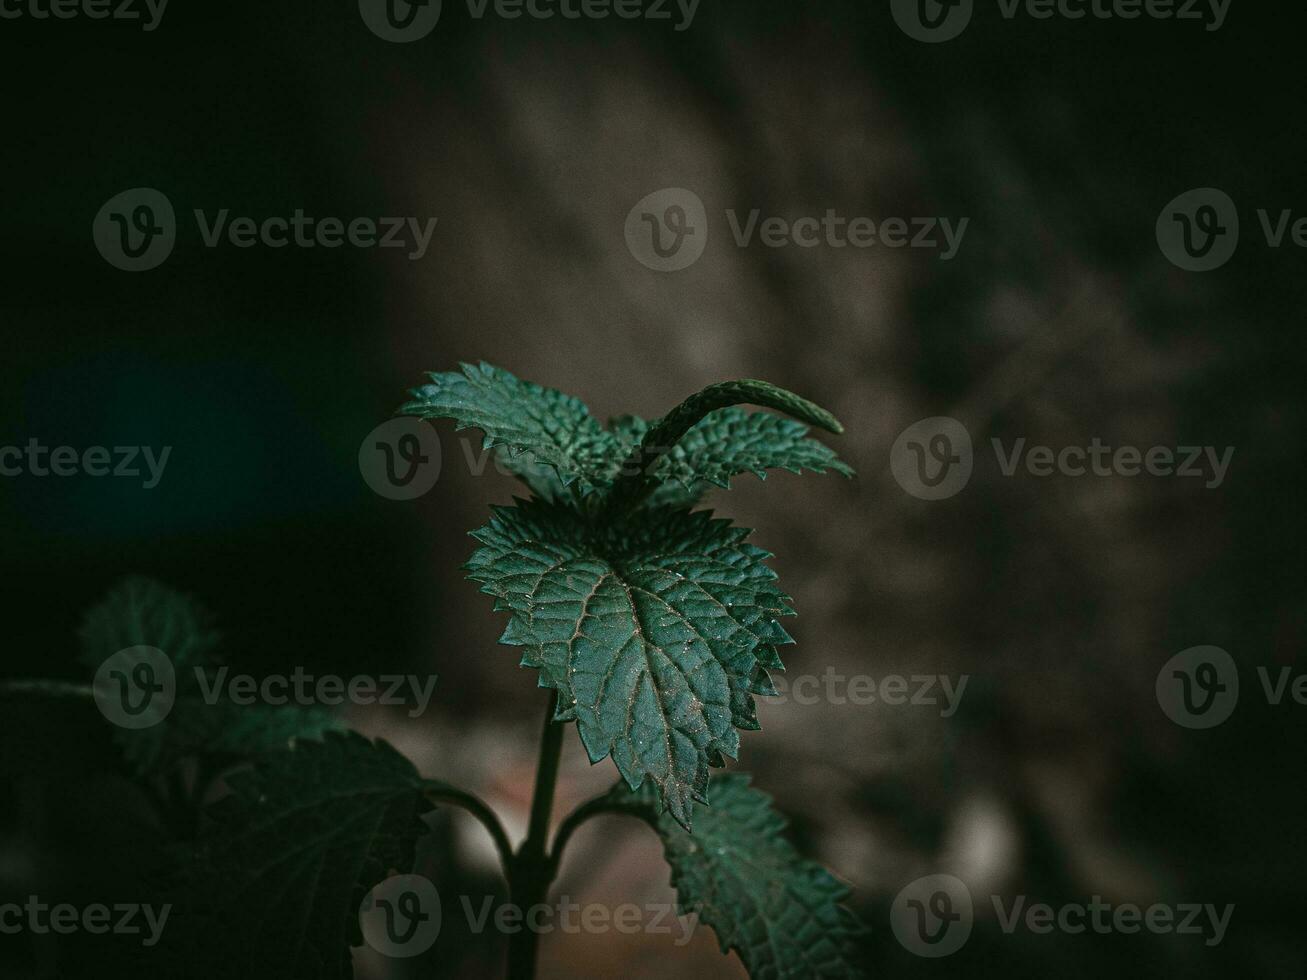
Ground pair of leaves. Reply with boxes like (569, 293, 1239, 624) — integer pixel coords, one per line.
(73, 589, 428, 977)
(128, 732, 437, 980)
(401, 362, 852, 508)
(605, 774, 868, 978)
(403, 364, 851, 829)
(146, 735, 864, 980)
(78, 577, 342, 774)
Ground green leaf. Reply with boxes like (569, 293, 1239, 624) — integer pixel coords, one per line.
(153, 694, 343, 772)
(494, 445, 570, 503)
(148, 732, 436, 980)
(604, 774, 868, 979)
(608, 410, 853, 508)
(79, 578, 343, 773)
(400, 366, 851, 510)
(658, 408, 854, 485)
(78, 576, 220, 674)
(400, 361, 619, 496)
(466, 499, 793, 829)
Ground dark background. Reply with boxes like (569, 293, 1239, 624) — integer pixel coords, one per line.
(2, 0, 1304, 976)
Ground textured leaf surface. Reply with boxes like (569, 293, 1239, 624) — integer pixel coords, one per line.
(466, 499, 792, 828)
(400, 365, 850, 509)
(608, 410, 853, 508)
(152, 732, 436, 980)
(400, 361, 619, 495)
(656, 407, 854, 488)
(78, 576, 221, 674)
(606, 775, 867, 979)
(79, 578, 341, 773)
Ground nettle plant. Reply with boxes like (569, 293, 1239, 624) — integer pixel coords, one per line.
(7, 364, 866, 979)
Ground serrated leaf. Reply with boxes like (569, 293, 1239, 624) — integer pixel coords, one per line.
(466, 499, 792, 829)
(400, 366, 850, 512)
(606, 410, 852, 509)
(656, 407, 855, 489)
(400, 361, 619, 496)
(149, 732, 436, 980)
(79, 578, 343, 773)
(605, 774, 868, 979)
(494, 444, 570, 503)
(78, 576, 221, 674)
(604, 414, 710, 509)
(135, 694, 343, 773)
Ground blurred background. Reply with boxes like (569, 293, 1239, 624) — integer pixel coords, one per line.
(1, 0, 1304, 976)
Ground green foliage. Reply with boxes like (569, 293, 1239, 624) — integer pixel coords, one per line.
(604, 774, 868, 978)
(606, 410, 852, 509)
(79, 577, 341, 773)
(410, 365, 850, 825)
(647, 407, 854, 490)
(78, 575, 221, 674)
(13, 366, 863, 979)
(401, 362, 621, 498)
(466, 499, 792, 829)
(151, 733, 436, 980)
(400, 362, 852, 510)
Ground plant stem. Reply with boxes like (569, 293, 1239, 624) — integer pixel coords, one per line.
(0, 679, 94, 699)
(544, 793, 629, 882)
(506, 691, 565, 980)
(424, 785, 515, 882)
